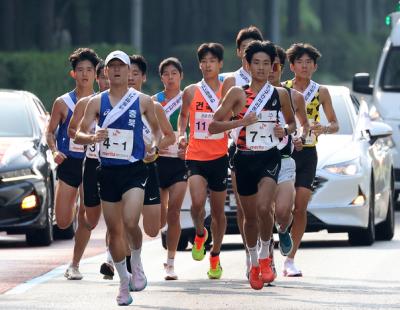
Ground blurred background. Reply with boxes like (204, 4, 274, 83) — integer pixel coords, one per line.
(0, 0, 397, 109)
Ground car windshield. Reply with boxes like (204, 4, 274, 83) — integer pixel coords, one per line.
(319, 92, 353, 135)
(0, 97, 33, 137)
(380, 46, 400, 92)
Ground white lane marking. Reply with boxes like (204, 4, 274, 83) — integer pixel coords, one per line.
(4, 238, 160, 295)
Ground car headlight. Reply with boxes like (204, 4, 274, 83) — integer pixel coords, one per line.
(323, 159, 360, 176)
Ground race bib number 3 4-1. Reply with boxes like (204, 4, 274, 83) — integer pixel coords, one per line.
(194, 112, 223, 140)
(100, 128, 133, 160)
(246, 111, 279, 151)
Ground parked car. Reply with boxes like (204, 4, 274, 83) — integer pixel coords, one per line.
(307, 85, 395, 246)
(0, 89, 57, 246)
(161, 85, 395, 250)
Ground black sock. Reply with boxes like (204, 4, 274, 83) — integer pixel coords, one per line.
(126, 256, 132, 273)
(210, 251, 220, 257)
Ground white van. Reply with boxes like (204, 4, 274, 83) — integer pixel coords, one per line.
(353, 10, 400, 200)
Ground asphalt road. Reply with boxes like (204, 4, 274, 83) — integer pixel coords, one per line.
(1, 213, 399, 309)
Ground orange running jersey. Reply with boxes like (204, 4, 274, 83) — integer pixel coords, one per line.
(185, 83, 228, 161)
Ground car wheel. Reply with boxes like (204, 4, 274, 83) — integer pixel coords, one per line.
(176, 234, 189, 251)
(348, 180, 375, 246)
(53, 221, 76, 240)
(26, 187, 54, 246)
(376, 172, 395, 241)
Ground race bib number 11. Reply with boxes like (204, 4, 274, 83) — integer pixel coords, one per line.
(194, 112, 223, 140)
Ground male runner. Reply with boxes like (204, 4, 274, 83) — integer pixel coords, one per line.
(283, 43, 338, 276)
(46, 48, 99, 279)
(178, 43, 228, 280)
(209, 41, 296, 290)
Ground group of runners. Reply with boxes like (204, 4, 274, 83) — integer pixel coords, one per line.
(45, 26, 339, 305)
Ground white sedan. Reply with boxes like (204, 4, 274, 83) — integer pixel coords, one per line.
(307, 85, 395, 245)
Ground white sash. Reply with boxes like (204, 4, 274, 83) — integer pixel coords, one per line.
(232, 82, 275, 143)
(197, 79, 219, 112)
(101, 88, 139, 129)
(163, 91, 183, 118)
(61, 93, 76, 112)
(234, 67, 251, 87)
(303, 80, 320, 104)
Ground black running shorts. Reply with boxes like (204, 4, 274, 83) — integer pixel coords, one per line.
(292, 146, 318, 190)
(97, 161, 148, 203)
(234, 147, 281, 196)
(143, 161, 161, 205)
(157, 156, 188, 189)
(83, 157, 100, 207)
(186, 155, 228, 192)
(56, 157, 84, 188)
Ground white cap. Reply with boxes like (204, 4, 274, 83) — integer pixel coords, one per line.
(105, 50, 130, 67)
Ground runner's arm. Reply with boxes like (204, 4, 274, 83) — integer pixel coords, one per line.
(221, 75, 235, 97)
(276, 88, 296, 138)
(46, 98, 64, 156)
(316, 86, 339, 135)
(209, 87, 255, 134)
(154, 102, 176, 150)
(142, 95, 162, 150)
(177, 85, 194, 145)
(291, 89, 309, 137)
(67, 97, 88, 139)
(75, 96, 106, 144)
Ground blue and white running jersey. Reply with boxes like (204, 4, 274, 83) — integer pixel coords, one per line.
(98, 90, 145, 166)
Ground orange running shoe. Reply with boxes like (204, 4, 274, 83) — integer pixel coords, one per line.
(192, 228, 208, 261)
(207, 255, 223, 279)
(259, 257, 275, 283)
(249, 265, 263, 290)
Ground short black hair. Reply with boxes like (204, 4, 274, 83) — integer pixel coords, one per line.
(159, 57, 183, 76)
(69, 47, 100, 71)
(129, 54, 147, 75)
(286, 43, 321, 64)
(244, 40, 277, 64)
(96, 60, 105, 78)
(236, 26, 263, 49)
(275, 45, 286, 67)
(197, 43, 224, 62)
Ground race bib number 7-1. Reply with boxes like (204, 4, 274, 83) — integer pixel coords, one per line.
(99, 128, 133, 160)
(193, 112, 223, 140)
(246, 111, 279, 151)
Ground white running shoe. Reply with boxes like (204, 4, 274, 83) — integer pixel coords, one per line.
(164, 263, 178, 280)
(283, 259, 302, 277)
(130, 259, 147, 291)
(64, 265, 83, 280)
(117, 276, 133, 306)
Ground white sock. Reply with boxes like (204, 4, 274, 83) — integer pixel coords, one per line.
(114, 259, 129, 282)
(247, 245, 259, 267)
(106, 248, 113, 265)
(167, 258, 174, 267)
(245, 251, 251, 268)
(258, 239, 271, 260)
(131, 247, 142, 266)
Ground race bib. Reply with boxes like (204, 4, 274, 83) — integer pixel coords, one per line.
(161, 131, 180, 157)
(246, 111, 279, 151)
(194, 112, 223, 140)
(69, 139, 84, 153)
(86, 142, 99, 159)
(304, 119, 316, 145)
(99, 128, 133, 160)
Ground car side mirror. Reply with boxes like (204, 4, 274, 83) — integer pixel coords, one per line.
(367, 121, 392, 145)
(353, 73, 373, 95)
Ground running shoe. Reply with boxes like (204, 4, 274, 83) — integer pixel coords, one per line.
(248, 265, 263, 290)
(191, 228, 208, 261)
(117, 275, 133, 306)
(164, 263, 178, 280)
(130, 258, 147, 291)
(100, 262, 114, 280)
(278, 230, 293, 256)
(207, 255, 223, 279)
(283, 258, 302, 277)
(64, 265, 83, 280)
(259, 257, 275, 283)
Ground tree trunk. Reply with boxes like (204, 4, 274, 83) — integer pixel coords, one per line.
(0, 0, 16, 50)
(38, 0, 55, 50)
(287, 0, 299, 37)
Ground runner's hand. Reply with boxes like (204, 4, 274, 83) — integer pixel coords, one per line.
(52, 150, 67, 165)
(241, 112, 258, 126)
(311, 122, 324, 136)
(274, 124, 285, 138)
(293, 137, 303, 151)
(94, 129, 108, 142)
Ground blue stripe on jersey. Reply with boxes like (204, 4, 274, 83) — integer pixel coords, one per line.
(56, 90, 85, 159)
(155, 91, 165, 103)
(98, 90, 145, 166)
